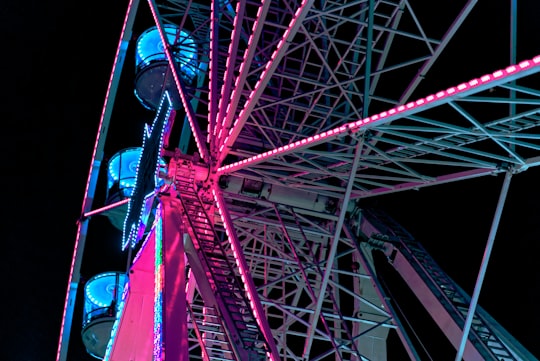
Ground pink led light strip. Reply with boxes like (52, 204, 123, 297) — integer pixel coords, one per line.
(217, 55, 540, 175)
(215, 1, 245, 142)
(207, 0, 219, 146)
(217, 0, 312, 165)
(56, 1, 138, 360)
(216, 0, 268, 146)
(147, 0, 210, 162)
(212, 188, 280, 361)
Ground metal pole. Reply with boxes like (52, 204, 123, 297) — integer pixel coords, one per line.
(362, 0, 375, 118)
(454, 171, 512, 361)
(56, 1, 139, 359)
(302, 137, 365, 358)
(509, 0, 517, 152)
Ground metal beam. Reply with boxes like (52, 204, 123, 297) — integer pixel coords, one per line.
(303, 137, 364, 358)
(455, 171, 513, 361)
(55, 1, 140, 359)
(217, 0, 316, 165)
(217, 55, 540, 175)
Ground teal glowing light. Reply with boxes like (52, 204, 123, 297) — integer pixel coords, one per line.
(135, 25, 198, 82)
(85, 272, 128, 309)
(134, 25, 199, 110)
(153, 206, 163, 360)
(107, 148, 141, 199)
(107, 147, 167, 202)
(83, 271, 128, 336)
(103, 286, 128, 361)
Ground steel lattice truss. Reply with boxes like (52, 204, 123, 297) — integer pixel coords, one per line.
(156, 0, 540, 195)
(57, 0, 540, 360)
(149, 0, 540, 359)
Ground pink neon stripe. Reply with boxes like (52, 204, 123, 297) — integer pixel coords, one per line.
(216, 0, 310, 165)
(217, 55, 540, 175)
(215, 1, 243, 144)
(56, 1, 137, 360)
(218, 19, 289, 152)
(83, 198, 130, 218)
(208, 0, 217, 141)
(212, 188, 280, 361)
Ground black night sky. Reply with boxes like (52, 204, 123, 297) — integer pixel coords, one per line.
(3, 1, 540, 360)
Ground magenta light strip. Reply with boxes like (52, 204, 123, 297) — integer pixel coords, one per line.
(207, 0, 219, 146)
(122, 91, 172, 250)
(103, 284, 128, 361)
(216, 0, 265, 147)
(147, 0, 210, 162)
(56, 1, 138, 360)
(83, 198, 130, 218)
(212, 188, 280, 361)
(215, 1, 244, 144)
(217, 55, 540, 175)
(217, 0, 312, 166)
(153, 207, 164, 360)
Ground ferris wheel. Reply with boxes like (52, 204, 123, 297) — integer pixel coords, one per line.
(57, 0, 540, 360)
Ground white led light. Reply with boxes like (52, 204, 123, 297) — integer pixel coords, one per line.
(122, 91, 172, 249)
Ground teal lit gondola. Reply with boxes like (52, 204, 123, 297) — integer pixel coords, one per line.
(134, 25, 199, 110)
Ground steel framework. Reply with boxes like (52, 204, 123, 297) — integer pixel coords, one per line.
(57, 0, 540, 360)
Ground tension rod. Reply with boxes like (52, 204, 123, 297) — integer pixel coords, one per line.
(455, 170, 512, 361)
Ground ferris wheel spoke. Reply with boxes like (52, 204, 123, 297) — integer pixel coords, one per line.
(217, 55, 540, 176)
(148, 0, 211, 162)
(212, 187, 282, 360)
(217, 0, 316, 166)
(215, 0, 270, 151)
(207, 0, 221, 153)
(57, 0, 540, 360)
